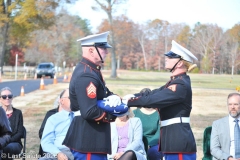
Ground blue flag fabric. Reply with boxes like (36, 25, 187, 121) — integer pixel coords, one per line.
(97, 100, 128, 116)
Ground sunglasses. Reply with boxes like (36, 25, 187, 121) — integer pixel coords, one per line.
(1, 94, 13, 100)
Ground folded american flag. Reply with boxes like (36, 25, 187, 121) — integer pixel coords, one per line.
(97, 100, 128, 116)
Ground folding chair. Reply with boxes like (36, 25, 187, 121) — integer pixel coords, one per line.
(202, 126, 212, 160)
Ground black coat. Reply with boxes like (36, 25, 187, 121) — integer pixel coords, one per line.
(0, 107, 11, 149)
(8, 107, 23, 146)
(63, 58, 116, 154)
(128, 73, 197, 153)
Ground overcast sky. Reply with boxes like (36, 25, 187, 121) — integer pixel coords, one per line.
(68, 0, 240, 33)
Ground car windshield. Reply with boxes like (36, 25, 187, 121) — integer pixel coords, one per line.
(38, 65, 52, 69)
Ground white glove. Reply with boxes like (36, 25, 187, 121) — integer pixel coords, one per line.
(103, 95, 121, 107)
(122, 94, 135, 105)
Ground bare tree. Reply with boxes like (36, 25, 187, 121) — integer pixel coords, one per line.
(208, 25, 224, 74)
(132, 24, 149, 70)
(92, 0, 126, 78)
(147, 19, 169, 71)
(191, 24, 216, 73)
(226, 37, 239, 76)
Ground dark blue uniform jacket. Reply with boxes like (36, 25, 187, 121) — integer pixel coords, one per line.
(0, 107, 12, 149)
(128, 73, 197, 153)
(63, 58, 115, 154)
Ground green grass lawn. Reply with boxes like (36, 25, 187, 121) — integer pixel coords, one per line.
(103, 70, 240, 90)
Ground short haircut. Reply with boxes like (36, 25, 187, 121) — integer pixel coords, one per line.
(140, 88, 151, 108)
(140, 88, 151, 94)
(227, 93, 240, 100)
(0, 87, 12, 95)
(59, 88, 69, 98)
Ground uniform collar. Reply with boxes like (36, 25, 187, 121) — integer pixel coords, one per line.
(171, 72, 186, 80)
(81, 58, 101, 70)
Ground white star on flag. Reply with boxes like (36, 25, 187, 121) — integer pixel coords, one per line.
(114, 109, 120, 113)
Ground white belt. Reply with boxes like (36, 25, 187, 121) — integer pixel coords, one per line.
(161, 117, 190, 127)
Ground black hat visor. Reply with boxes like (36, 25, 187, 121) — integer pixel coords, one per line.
(95, 42, 112, 48)
(164, 51, 181, 58)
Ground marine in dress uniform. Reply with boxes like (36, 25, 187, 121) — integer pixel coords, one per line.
(123, 40, 198, 160)
(62, 32, 122, 160)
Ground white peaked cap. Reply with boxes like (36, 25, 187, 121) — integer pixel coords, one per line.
(171, 40, 198, 63)
(77, 31, 112, 48)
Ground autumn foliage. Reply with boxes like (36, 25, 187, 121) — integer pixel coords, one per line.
(9, 46, 24, 66)
(0, 0, 239, 75)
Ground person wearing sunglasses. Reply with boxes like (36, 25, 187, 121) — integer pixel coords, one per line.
(0, 107, 12, 160)
(0, 87, 24, 160)
(123, 40, 198, 160)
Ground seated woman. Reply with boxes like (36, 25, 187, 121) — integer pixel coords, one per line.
(133, 88, 163, 160)
(0, 107, 12, 159)
(108, 109, 146, 160)
(0, 87, 23, 160)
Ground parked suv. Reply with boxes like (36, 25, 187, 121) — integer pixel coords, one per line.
(36, 62, 56, 78)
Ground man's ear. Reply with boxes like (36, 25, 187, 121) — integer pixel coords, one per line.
(89, 47, 94, 57)
(59, 98, 63, 105)
(177, 60, 184, 68)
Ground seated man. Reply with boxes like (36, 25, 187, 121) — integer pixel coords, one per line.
(38, 96, 62, 157)
(0, 107, 12, 160)
(211, 93, 240, 160)
(39, 88, 74, 160)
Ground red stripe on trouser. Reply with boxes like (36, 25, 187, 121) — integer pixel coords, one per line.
(87, 153, 91, 160)
(178, 153, 183, 160)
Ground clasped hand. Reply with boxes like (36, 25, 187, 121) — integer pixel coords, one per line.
(103, 94, 135, 107)
(122, 94, 135, 105)
(103, 95, 121, 107)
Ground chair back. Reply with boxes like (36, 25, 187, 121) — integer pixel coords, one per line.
(202, 126, 212, 160)
(21, 126, 27, 160)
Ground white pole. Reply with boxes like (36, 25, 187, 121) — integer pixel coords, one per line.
(15, 54, 18, 80)
(63, 61, 66, 74)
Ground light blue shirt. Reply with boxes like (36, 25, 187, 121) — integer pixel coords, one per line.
(41, 109, 73, 155)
